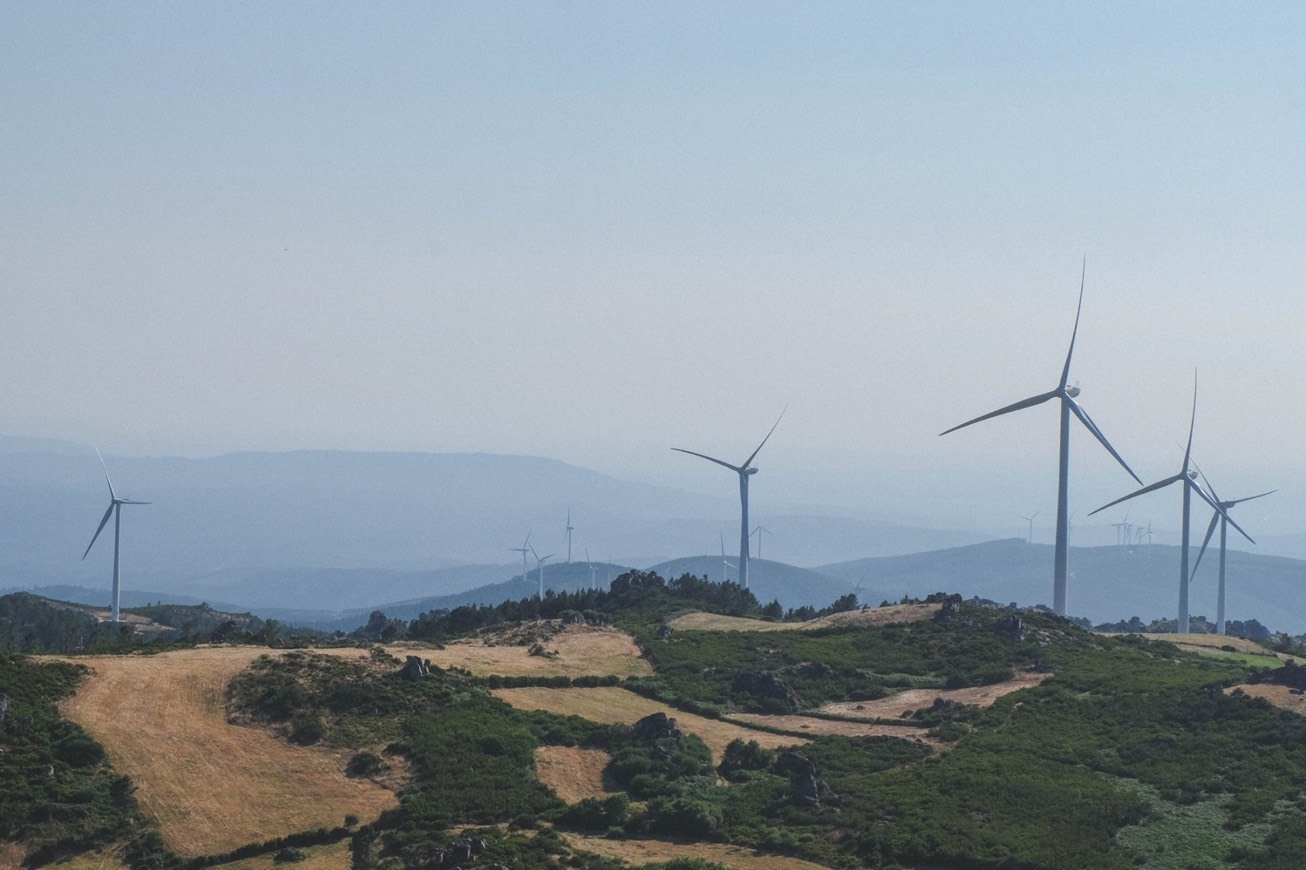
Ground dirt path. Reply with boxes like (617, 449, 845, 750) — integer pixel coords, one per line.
(53, 646, 396, 857)
(725, 713, 936, 744)
(566, 833, 833, 869)
(669, 602, 940, 633)
(818, 672, 1051, 720)
(492, 686, 805, 761)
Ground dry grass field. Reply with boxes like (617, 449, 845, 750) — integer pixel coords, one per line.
(565, 833, 833, 869)
(492, 686, 805, 760)
(534, 746, 614, 803)
(213, 840, 352, 869)
(818, 671, 1051, 721)
(53, 646, 397, 857)
(1135, 632, 1301, 665)
(420, 624, 652, 677)
(668, 602, 940, 633)
(1228, 683, 1306, 715)
(725, 713, 936, 744)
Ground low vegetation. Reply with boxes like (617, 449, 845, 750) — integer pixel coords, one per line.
(13, 573, 1306, 868)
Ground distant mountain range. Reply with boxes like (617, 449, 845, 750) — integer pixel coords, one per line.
(12, 538, 1306, 635)
(0, 438, 985, 607)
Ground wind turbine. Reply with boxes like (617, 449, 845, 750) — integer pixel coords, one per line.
(750, 525, 775, 559)
(529, 544, 554, 599)
(564, 507, 575, 563)
(672, 409, 785, 590)
(509, 531, 532, 585)
(719, 532, 736, 583)
(82, 449, 150, 623)
(940, 263, 1141, 615)
(585, 548, 598, 590)
(1090, 374, 1252, 633)
(1018, 512, 1039, 544)
(1188, 467, 1274, 635)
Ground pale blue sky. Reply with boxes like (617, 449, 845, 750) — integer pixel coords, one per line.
(2, 3, 1302, 535)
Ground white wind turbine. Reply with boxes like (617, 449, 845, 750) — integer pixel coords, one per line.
(673, 409, 785, 590)
(508, 531, 532, 585)
(719, 532, 736, 583)
(529, 543, 554, 599)
(82, 449, 150, 623)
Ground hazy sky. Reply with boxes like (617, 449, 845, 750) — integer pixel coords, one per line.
(3, 3, 1302, 536)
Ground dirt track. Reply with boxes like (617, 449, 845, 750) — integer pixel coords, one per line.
(818, 671, 1051, 720)
(669, 602, 940, 632)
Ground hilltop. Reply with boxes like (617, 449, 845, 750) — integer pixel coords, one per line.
(6, 573, 1306, 868)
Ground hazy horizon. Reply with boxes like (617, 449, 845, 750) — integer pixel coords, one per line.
(3, 4, 1300, 543)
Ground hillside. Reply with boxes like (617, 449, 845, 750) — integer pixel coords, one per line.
(7, 575, 1306, 868)
(821, 539, 1306, 632)
(646, 556, 851, 610)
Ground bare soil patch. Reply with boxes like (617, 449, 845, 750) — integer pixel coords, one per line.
(492, 686, 804, 761)
(819, 671, 1051, 721)
(52, 646, 397, 857)
(421, 623, 651, 677)
(669, 603, 940, 632)
(1228, 683, 1306, 715)
(726, 713, 937, 744)
(534, 746, 614, 804)
(565, 833, 833, 869)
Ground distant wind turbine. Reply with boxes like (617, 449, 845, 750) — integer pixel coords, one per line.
(672, 409, 785, 590)
(564, 507, 575, 564)
(586, 548, 597, 590)
(508, 531, 532, 585)
(1188, 466, 1274, 635)
(750, 525, 775, 559)
(1091, 373, 1251, 633)
(940, 262, 1141, 615)
(1018, 512, 1039, 544)
(529, 544, 554, 599)
(82, 449, 150, 623)
(719, 532, 736, 583)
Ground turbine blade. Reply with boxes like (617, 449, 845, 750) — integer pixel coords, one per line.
(1089, 474, 1184, 516)
(96, 447, 117, 500)
(82, 504, 115, 560)
(121, 499, 151, 505)
(1228, 490, 1276, 506)
(939, 390, 1059, 437)
(1059, 258, 1086, 389)
(742, 406, 787, 469)
(671, 447, 743, 472)
(1183, 370, 1198, 469)
(1190, 512, 1220, 580)
(1067, 399, 1143, 484)
(529, 543, 539, 560)
(1189, 457, 1219, 504)
(1192, 484, 1256, 544)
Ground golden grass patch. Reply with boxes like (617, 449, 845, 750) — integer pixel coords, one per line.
(669, 602, 940, 633)
(818, 671, 1051, 721)
(492, 686, 804, 761)
(421, 624, 651, 678)
(534, 746, 614, 804)
(53, 646, 397, 857)
(1228, 683, 1306, 715)
(565, 833, 833, 869)
(725, 713, 936, 744)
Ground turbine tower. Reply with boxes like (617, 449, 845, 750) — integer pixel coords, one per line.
(672, 409, 784, 590)
(81, 449, 150, 623)
(1189, 468, 1273, 635)
(940, 263, 1141, 615)
(564, 507, 575, 563)
(719, 532, 736, 583)
(1090, 374, 1251, 633)
(586, 549, 598, 590)
(509, 531, 532, 585)
(529, 544, 554, 599)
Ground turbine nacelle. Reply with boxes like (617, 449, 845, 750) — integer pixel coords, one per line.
(1065, 385, 1081, 398)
